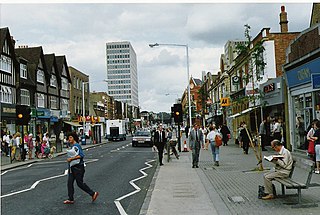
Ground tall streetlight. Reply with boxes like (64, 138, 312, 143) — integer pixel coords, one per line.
(82, 81, 89, 145)
(149, 43, 192, 128)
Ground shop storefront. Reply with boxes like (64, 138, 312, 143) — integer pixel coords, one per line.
(284, 56, 320, 151)
(36, 107, 51, 136)
(1, 103, 16, 135)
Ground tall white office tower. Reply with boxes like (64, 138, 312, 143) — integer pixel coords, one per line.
(106, 41, 139, 107)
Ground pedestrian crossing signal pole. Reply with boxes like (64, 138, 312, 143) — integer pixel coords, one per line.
(173, 104, 183, 152)
(177, 121, 181, 152)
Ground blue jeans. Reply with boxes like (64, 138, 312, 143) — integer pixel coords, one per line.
(210, 141, 219, 162)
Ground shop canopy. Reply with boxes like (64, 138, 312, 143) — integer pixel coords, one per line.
(64, 121, 82, 127)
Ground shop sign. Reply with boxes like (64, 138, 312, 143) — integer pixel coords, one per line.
(3, 107, 15, 113)
(232, 76, 240, 85)
(220, 97, 230, 107)
(312, 74, 320, 89)
(37, 108, 51, 118)
(263, 83, 275, 93)
(285, 57, 320, 88)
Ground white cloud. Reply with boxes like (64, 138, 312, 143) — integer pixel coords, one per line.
(0, 3, 313, 113)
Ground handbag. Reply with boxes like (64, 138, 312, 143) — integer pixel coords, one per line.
(307, 140, 315, 155)
(215, 134, 223, 147)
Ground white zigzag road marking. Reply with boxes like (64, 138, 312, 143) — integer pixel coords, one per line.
(114, 159, 155, 215)
(0, 169, 68, 199)
(0, 159, 99, 198)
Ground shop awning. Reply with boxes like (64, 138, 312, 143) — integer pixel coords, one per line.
(228, 107, 259, 118)
(228, 113, 241, 118)
(64, 121, 82, 127)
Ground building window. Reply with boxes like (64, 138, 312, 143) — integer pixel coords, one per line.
(20, 64, 27, 79)
(50, 75, 57, 87)
(61, 98, 69, 111)
(1, 86, 12, 103)
(50, 96, 58, 109)
(20, 89, 30, 105)
(37, 69, 45, 83)
(61, 77, 68, 90)
(37, 93, 45, 108)
(0, 55, 12, 73)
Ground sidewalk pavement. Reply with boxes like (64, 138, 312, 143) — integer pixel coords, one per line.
(143, 134, 320, 215)
(1, 139, 107, 171)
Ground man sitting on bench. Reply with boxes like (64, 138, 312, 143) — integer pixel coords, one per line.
(262, 139, 293, 200)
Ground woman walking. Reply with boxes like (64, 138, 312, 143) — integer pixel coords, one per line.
(239, 122, 252, 154)
(206, 125, 222, 166)
(64, 132, 99, 204)
(310, 120, 320, 174)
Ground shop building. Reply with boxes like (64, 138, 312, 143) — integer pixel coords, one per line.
(284, 24, 320, 151)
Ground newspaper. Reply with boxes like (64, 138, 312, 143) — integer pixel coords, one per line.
(264, 155, 284, 162)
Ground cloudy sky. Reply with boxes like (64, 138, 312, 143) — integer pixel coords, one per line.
(0, 1, 313, 112)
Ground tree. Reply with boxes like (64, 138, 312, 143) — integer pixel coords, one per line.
(235, 24, 266, 171)
(198, 85, 209, 125)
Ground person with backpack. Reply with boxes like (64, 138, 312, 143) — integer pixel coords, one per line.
(206, 124, 223, 166)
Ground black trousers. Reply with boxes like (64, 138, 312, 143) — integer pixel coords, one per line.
(156, 144, 164, 164)
(68, 164, 94, 201)
(243, 141, 249, 154)
(261, 134, 267, 149)
(192, 146, 200, 166)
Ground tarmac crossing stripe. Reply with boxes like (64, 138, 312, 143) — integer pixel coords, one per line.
(0, 169, 68, 199)
(114, 159, 155, 215)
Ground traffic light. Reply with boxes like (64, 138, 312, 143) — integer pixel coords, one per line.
(173, 103, 183, 123)
(171, 106, 175, 118)
(16, 105, 31, 125)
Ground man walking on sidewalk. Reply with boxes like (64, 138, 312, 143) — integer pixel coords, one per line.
(189, 123, 203, 168)
(154, 124, 166, 166)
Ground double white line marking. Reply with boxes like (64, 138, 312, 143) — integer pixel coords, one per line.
(114, 159, 155, 215)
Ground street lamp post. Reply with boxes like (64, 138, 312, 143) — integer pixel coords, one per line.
(82, 81, 89, 145)
(149, 43, 192, 128)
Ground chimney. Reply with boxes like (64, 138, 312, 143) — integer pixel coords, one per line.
(280, 5, 288, 33)
(10, 36, 16, 47)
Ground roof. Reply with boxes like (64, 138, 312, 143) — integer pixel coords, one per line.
(193, 78, 202, 86)
(56, 55, 72, 83)
(15, 46, 43, 66)
(0, 27, 17, 62)
(44, 54, 55, 76)
(0, 27, 8, 51)
(15, 46, 48, 82)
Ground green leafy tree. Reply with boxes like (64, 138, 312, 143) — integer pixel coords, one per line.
(235, 24, 266, 171)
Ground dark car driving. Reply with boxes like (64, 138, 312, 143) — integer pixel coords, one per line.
(132, 130, 153, 147)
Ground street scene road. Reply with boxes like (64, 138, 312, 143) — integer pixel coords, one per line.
(1, 139, 157, 215)
(1, 2, 320, 215)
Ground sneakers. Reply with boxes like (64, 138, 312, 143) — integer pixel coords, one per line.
(92, 192, 99, 202)
(63, 200, 74, 204)
(315, 170, 320, 174)
(262, 194, 274, 200)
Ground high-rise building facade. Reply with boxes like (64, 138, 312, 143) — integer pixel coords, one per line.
(106, 41, 138, 107)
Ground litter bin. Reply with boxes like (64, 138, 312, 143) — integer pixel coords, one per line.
(81, 135, 86, 145)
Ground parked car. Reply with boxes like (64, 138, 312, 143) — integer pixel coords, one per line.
(132, 130, 153, 147)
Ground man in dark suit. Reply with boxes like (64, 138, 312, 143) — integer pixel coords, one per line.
(189, 123, 203, 168)
(154, 124, 166, 166)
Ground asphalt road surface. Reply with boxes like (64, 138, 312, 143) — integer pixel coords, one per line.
(1, 138, 157, 215)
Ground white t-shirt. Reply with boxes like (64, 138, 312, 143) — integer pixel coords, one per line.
(206, 130, 221, 141)
(273, 122, 281, 133)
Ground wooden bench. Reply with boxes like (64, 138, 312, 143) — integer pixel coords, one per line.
(274, 156, 317, 208)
